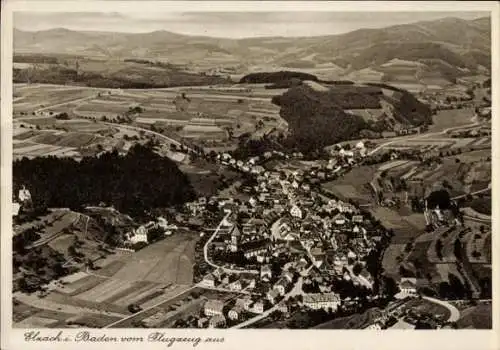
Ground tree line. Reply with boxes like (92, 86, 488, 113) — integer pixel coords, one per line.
(13, 143, 196, 218)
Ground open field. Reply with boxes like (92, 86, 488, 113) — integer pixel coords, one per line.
(25, 210, 80, 247)
(66, 314, 123, 328)
(14, 308, 76, 328)
(12, 125, 123, 159)
(12, 82, 286, 156)
(111, 232, 198, 284)
(378, 160, 411, 172)
(77, 278, 137, 303)
(455, 149, 491, 163)
(45, 291, 130, 315)
(430, 108, 475, 133)
(13, 85, 99, 113)
(435, 264, 466, 285)
(371, 207, 426, 244)
(57, 274, 108, 296)
(457, 303, 492, 329)
(30, 232, 200, 322)
(322, 165, 378, 204)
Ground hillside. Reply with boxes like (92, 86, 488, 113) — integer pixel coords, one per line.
(13, 143, 196, 217)
(271, 82, 432, 152)
(14, 16, 491, 82)
(13, 54, 229, 88)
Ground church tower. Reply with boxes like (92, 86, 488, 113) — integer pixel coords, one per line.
(230, 225, 241, 252)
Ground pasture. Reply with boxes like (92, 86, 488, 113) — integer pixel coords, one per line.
(14, 308, 76, 328)
(13, 84, 99, 113)
(12, 125, 113, 159)
(455, 149, 491, 163)
(370, 207, 426, 243)
(430, 108, 475, 133)
(112, 232, 198, 285)
(57, 274, 107, 296)
(321, 165, 378, 204)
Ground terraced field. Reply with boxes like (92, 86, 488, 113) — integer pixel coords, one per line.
(112, 232, 198, 284)
(13, 85, 99, 113)
(27, 231, 202, 326)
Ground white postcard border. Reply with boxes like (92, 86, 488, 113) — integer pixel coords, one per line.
(2, 2, 499, 350)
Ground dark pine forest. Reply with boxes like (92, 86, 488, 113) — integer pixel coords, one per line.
(13, 143, 196, 217)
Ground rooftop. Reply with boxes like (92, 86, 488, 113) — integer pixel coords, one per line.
(205, 299, 224, 311)
(303, 293, 340, 304)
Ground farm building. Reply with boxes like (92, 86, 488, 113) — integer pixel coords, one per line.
(303, 293, 341, 311)
(18, 186, 32, 203)
(200, 274, 216, 288)
(250, 300, 265, 314)
(208, 314, 226, 328)
(398, 278, 417, 296)
(204, 299, 224, 316)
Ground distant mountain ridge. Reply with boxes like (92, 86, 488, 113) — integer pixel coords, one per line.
(14, 16, 491, 78)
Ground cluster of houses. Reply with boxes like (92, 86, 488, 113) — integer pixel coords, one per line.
(197, 295, 270, 328)
(190, 147, 385, 325)
(200, 266, 256, 292)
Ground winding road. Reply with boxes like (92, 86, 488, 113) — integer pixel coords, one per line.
(422, 296, 460, 323)
(203, 211, 259, 275)
(368, 121, 483, 156)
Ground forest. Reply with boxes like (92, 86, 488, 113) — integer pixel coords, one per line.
(13, 143, 196, 217)
(239, 71, 319, 84)
(271, 85, 370, 153)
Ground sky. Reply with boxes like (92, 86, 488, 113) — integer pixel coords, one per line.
(14, 11, 489, 38)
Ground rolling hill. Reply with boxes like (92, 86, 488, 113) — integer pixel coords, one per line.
(270, 81, 432, 153)
(14, 16, 491, 83)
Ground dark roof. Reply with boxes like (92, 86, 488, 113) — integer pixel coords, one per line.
(241, 239, 270, 251)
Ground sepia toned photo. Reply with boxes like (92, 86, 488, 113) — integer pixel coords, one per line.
(6, 3, 494, 336)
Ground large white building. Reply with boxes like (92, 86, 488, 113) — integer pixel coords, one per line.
(12, 202, 21, 217)
(204, 299, 224, 316)
(303, 293, 341, 311)
(398, 278, 417, 296)
(208, 314, 226, 328)
(18, 186, 32, 203)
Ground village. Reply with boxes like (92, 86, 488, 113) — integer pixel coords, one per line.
(160, 142, 434, 329)
(12, 132, 481, 330)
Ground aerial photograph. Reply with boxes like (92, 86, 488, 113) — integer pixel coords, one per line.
(11, 10, 492, 330)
